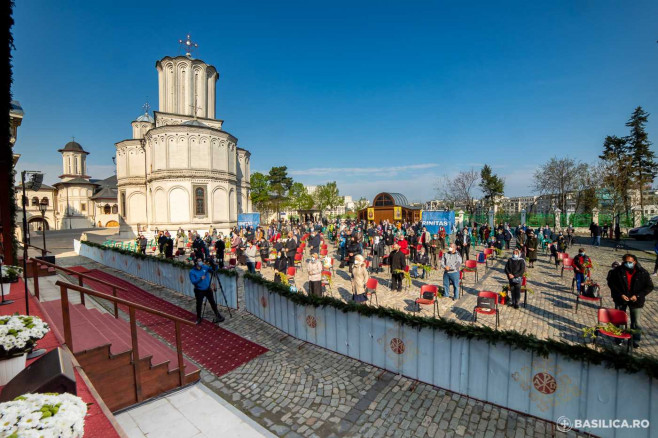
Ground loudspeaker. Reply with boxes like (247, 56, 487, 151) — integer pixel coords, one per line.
(36, 255, 56, 264)
(0, 347, 76, 402)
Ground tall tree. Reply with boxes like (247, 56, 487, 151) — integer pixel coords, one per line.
(625, 106, 657, 216)
(314, 182, 343, 218)
(436, 169, 479, 215)
(249, 172, 271, 216)
(267, 166, 293, 218)
(532, 157, 586, 212)
(479, 165, 505, 208)
(288, 182, 315, 214)
(599, 135, 633, 218)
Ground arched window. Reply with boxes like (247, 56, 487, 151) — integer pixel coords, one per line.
(41, 197, 49, 206)
(111, 204, 118, 214)
(194, 186, 206, 216)
(104, 204, 111, 214)
(31, 196, 39, 206)
(373, 193, 394, 207)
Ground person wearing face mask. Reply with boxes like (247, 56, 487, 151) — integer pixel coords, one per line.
(189, 258, 224, 325)
(504, 249, 526, 309)
(244, 240, 258, 274)
(606, 254, 653, 348)
(573, 248, 591, 294)
(307, 252, 323, 297)
(441, 243, 463, 300)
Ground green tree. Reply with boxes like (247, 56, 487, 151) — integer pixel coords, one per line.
(479, 165, 505, 208)
(625, 106, 657, 216)
(353, 198, 369, 212)
(267, 166, 293, 218)
(250, 172, 271, 215)
(532, 157, 586, 212)
(599, 135, 633, 219)
(314, 182, 343, 218)
(288, 182, 315, 214)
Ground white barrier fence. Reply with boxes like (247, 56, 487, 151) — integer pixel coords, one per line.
(75, 240, 238, 309)
(243, 277, 656, 438)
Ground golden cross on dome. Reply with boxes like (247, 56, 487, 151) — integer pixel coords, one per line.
(179, 34, 199, 58)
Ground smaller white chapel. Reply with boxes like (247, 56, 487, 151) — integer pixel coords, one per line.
(115, 36, 252, 235)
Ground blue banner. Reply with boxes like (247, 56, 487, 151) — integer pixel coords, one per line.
(421, 210, 455, 235)
(238, 213, 261, 228)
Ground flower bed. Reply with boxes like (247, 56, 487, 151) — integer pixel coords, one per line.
(0, 314, 50, 358)
(0, 392, 87, 437)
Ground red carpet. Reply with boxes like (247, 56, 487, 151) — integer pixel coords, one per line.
(68, 267, 268, 377)
(0, 279, 120, 438)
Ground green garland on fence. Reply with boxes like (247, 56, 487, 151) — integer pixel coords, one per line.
(243, 271, 658, 379)
(80, 240, 237, 277)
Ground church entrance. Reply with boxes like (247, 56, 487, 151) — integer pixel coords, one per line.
(28, 217, 49, 231)
(105, 220, 119, 228)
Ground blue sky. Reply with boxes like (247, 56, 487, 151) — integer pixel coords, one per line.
(12, 0, 658, 203)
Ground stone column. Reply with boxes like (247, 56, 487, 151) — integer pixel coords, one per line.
(566, 208, 574, 227)
(457, 210, 464, 229)
(554, 208, 561, 231)
(632, 207, 643, 227)
(520, 208, 526, 226)
(592, 208, 599, 225)
(488, 209, 494, 229)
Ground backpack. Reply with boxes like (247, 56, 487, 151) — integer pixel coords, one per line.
(582, 283, 599, 298)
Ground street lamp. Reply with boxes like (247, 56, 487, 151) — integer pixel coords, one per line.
(38, 199, 48, 256)
(21, 170, 43, 316)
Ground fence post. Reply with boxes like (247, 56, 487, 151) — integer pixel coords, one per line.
(77, 275, 86, 306)
(59, 283, 73, 352)
(128, 307, 143, 403)
(32, 259, 40, 300)
(592, 208, 599, 226)
(175, 321, 184, 386)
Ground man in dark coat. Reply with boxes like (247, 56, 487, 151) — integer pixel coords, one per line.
(165, 232, 174, 258)
(607, 254, 653, 348)
(157, 231, 167, 255)
(214, 238, 226, 268)
(192, 234, 206, 260)
(456, 228, 471, 261)
(504, 249, 526, 309)
(308, 230, 321, 255)
(285, 231, 298, 268)
(389, 243, 407, 291)
(346, 236, 362, 274)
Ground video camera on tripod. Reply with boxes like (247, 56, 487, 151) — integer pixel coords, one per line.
(202, 257, 232, 319)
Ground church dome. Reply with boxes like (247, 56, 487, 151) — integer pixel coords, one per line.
(181, 119, 208, 127)
(58, 140, 89, 154)
(135, 113, 155, 123)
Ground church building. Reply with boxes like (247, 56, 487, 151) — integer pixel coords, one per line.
(115, 37, 251, 235)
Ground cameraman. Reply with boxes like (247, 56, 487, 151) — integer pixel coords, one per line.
(189, 258, 225, 325)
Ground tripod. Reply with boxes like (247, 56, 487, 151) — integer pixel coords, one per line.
(202, 269, 232, 319)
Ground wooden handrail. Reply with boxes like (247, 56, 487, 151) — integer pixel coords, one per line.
(31, 257, 129, 316)
(56, 280, 193, 391)
(54, 280, 195, 326)
(20, 243, 52, 254)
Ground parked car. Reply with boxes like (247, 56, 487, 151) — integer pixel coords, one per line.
(628, 216, 658, 240)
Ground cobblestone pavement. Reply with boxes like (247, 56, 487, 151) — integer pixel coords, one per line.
(68, 258, 590, 438)
(279, 238, 657, 359)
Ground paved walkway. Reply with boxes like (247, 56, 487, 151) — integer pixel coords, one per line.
(280, 238, 657, 358)
(68, 257, 587, 438)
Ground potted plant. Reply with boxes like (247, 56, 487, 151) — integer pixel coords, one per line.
(1, 265, 23, 283)
(0, 314, 50, 385)
(0, 392, 87, 437)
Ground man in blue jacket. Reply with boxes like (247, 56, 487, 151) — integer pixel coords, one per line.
(189, 258, 224, 325)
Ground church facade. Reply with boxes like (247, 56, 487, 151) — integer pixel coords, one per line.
(115, 49, 251, 235)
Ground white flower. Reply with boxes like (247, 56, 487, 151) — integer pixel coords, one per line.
(0, 393, 86, 437)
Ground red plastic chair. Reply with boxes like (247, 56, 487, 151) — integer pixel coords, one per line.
(227, 258, 237, 269)
(294, 253, 303, 271)
(321, 270, 333, 296)
(286, 267, 297, 283)
(483, 248, 495, 266)
(595, 308, 633, 352)
(366, 278, 378, 305)
(561, 257, 574, 278)
(556, 252, 568, 269)
(296, 247, 304, 254)
(415, 285, 440, 317)
(321, 244, 328, 251)
(255, 261, 262, 274)
(320, 249, 328, 257)
(575, 289, 602, 313)
(473, 291, 500, 329)
(462, 260, 478, 283)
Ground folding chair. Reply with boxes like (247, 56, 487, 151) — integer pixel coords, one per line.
(594, 308, 633, 353)
(473, 291, 500, 329)
(365, 278, 378, 305)
(415, 284, 440, 317)
(561, 257, 574, 278)
(321, 270, 333, 296)
(483, 248, 495, 265)
(575, 289, 602, 313)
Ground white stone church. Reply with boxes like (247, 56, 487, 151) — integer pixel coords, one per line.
(115, 40, 252, 235)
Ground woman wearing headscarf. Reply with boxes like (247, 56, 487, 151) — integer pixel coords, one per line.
(351, 254, 370, 301)
(525, 230, 539, 268)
